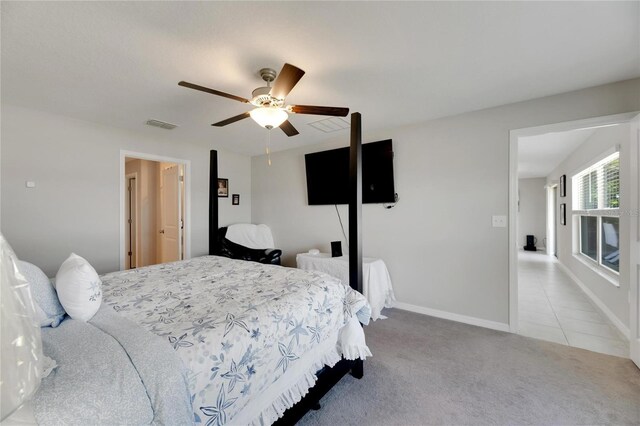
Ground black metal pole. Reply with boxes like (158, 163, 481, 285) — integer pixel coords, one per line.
(209, 150, 219, 255)
(349, 113, 363, 294)
(349, 112, 364, 379)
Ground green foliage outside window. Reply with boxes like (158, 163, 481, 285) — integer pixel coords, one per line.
(604, 158, 619, 208)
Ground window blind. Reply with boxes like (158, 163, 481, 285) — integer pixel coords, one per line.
(572, 151, 620, 211)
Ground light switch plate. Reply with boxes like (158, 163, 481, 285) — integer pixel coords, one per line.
(25, 181, 36, 188)
(492, 215, 507, 227)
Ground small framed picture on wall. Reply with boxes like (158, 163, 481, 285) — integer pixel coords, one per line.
(559, 175, 566, 197)
(560, 203, 566, 226)
(217, 178, 229, 197)
(232, 194, 240, 205)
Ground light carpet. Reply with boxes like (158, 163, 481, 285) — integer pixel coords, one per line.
(298, 308, 640, 425)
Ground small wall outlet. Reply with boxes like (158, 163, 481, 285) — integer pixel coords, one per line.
(492, 215, 507, 227)
(25, 181, 36, 188)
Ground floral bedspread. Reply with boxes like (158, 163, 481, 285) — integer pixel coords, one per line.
(100, 256, 370, 426)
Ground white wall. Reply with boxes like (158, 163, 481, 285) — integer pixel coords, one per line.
(517, 178, 547, 249)
(0, 104, 252, 276)
(252, 78, 640, 327)
(547, 123, 631, 328)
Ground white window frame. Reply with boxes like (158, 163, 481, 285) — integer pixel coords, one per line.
(571, 148, 620, 283)
(575, 213, 620, 273)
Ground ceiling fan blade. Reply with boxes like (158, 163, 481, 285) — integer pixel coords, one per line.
(270, 63, 305, 100)
(211, 112, 251, 127)
(179, 81, 250, 104)
(289, 105, 349, 117)
(279, 120, 299, 137)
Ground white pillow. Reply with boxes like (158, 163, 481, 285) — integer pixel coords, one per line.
(55, 253, 102, 322)
(17, 261, 66, 327)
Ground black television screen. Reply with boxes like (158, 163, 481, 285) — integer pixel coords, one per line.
(304, 139, 395, 205)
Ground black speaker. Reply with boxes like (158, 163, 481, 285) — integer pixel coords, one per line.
(331, 241, 342, 257)
(524, 235, 537, 251)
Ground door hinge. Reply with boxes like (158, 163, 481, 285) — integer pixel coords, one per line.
(128, 251, 132, 256)
(128, 219, 132, 224)
(179, 175, 184, 182)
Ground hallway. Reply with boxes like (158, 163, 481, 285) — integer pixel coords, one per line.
(518, 251, 629, 357)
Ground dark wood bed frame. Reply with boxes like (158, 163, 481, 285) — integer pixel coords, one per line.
(208, 113, 364, 425)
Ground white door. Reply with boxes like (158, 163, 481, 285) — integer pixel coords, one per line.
(630, 114, 640, 368)
(160, 165, 181, 263)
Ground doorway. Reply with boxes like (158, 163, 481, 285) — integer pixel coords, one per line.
(546, 184, 557, 257)
(509, 113, 639, 361)
(120, 152, 190, 270)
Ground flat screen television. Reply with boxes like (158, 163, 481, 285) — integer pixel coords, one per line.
(304, 139, 395, 205)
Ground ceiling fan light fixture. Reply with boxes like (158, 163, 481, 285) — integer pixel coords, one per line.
(250, 107, 288, 129)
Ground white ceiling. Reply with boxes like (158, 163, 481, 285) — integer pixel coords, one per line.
(518, 128, 596, 179)
(2, 2, 638, 156)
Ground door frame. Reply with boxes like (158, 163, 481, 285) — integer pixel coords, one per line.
(508, 111, 639, 334)
(119, 150, 191, 271)
(125, 172, 138, 269)
(545, 183, 558, 257)
(629, 114, 640, 367)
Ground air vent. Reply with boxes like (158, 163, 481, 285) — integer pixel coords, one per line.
(146, 119, 178, 130)
(307, 117, 350, 133)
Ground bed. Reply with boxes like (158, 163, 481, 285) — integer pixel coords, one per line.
(12, 256, 370, 426)
(100, 255, 371, 425)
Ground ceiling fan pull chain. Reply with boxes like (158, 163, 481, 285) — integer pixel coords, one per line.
(265, 129, 272, 166)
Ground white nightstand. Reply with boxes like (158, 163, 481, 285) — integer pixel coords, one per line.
(296, 253, 395, 321)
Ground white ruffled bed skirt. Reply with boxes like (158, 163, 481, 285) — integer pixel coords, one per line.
(229, 317, 371, 426)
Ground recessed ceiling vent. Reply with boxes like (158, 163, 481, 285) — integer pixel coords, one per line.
(146, 119, 178, 130)
(307, 117, 350, 133)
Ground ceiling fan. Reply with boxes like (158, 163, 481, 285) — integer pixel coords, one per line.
(178, 63, 349, 137)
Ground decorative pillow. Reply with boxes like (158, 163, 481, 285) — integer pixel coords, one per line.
(17, 261, 66, 327)
(0, 233, 43, 417)
(54, 253, 102, 322)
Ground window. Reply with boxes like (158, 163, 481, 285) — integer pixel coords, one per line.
(572, 151, 620, 274)
(579, 215, 597, 261)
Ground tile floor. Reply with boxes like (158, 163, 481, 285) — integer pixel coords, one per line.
(518, 250, 629, 357)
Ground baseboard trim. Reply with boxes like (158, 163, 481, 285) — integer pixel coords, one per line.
(393, 302, 510, 333)
(556, 261, 630, 340)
